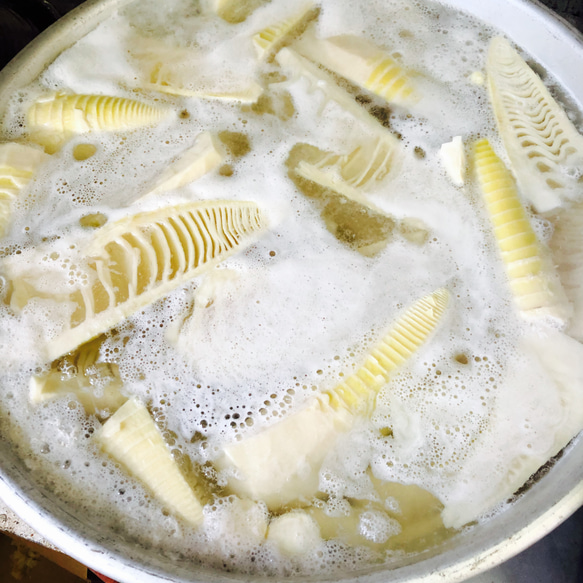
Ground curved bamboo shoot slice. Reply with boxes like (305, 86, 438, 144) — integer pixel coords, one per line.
(296, 136, 396, 206)
(442, 329, 583, 529)
(487, 37, 583, 213)
(275, 47, 400, 143)
(325, 288, 449, 415)
(252, 4, 318, 61)
(5, 201, 266, 360)
(288, 142, 425, 254)
(439, 136, 466, 187)
(143, 132, 225, 198)
(133, 41, 264, 103)
(295, 33, 419, 108)
(287, 143, 396, 256)
(27, 92, 172, 152)
(97, 397, 204, 526)
(151, 79, 264, 104)
(216, 288, 449, 509)
(472, 139, 570, 322)
(205, 0, 268, 24)
(54, 201, 265, 359)
(0, 143, 49, 237)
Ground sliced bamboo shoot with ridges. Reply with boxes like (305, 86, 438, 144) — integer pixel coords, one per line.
(28, 93, 171, 150)
(296, 136, 396, 205)
(275, 48, 400, 142)
(5, 201, 266, 360)
(252, 4, 318, 61)
(472, 138, 570, 322)
(97, 398, 204, 526)
(295, 33, 419, 108)
(487, 37, 583, 213)
(207, 0, 268, 24)
(325, 288, 449, 415)
(217, 289, 449, 509)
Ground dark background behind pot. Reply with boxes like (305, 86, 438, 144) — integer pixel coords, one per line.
(0, 0, 583, 582)
(1, 0, 582, 70)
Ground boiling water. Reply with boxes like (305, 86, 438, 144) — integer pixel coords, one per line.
(0, 0, 583, 575)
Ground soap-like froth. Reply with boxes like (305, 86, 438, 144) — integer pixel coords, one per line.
(0, 0, 582, 575)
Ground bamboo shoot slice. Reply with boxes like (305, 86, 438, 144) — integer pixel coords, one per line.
(296, 136, 396, 205)
(216, 289, 449, 509)
(325, 288, 449, 415)
(28, 92, 171, 133)
(205, 0, 268, 24)
(144, 132, 225, 198)
(472, 139, 570, 322)
(275, 47, 400, 142)
(287, 142, 425, 255)
(134, 41, 264, 103)
(295, 33, 419, 108)
(267, 511, 322, 556)
(252, 4, 318, 61)
(439, 136, 466, 187)
(487, 37, 583, 213)
(0, 143, 49, 237)
(97, 397, 204, 526)
(8, 201, 266, 360)
(28, 92, 172, 153)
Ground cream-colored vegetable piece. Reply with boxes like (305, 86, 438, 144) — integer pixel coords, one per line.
(469, 71, 485, 86)
(27, 92, 172, 152)
(205, 0, 268, 24)
(145, 132, 225, 197)
(216, 288, 449, 509)
(439, 136, 466, 186)
(275, 47, 400, 141)
(30, 338, 126, 417)
(0, 143, 49, 237)
(295, 33, 419, 108)
(548, 202, 583, 340)
(130, 38, 263, 103)
(226, 497, 269, 543)
(287, 142, 428, 255)
(296, 136, 396, 205)
(442, 329, 583, 529)
(267, 511, 322, 556)
(472, 139, 571, 322)
(96, 397, 204, 526)
(186, 83, 264, 104)
(8, 201, 266, 360)
(153, 79, 264, 104)
(252, 3, 317, 60)
(487, 36, 583, 213)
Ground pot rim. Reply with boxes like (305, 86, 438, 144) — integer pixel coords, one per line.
(0, 1, 582, 582)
